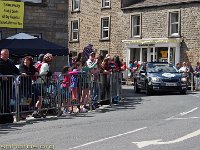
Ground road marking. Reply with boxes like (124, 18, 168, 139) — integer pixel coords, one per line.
(132, 129, 200, 148)
(165, 116, 175, 120)
(68, 127, 147, 149)
(165, 107, 199, 120)
(180, 107, 198, 116)
(191, 95, 199, 98)
(166, 117, 200, 120)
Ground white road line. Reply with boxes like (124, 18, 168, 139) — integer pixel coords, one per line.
(166, 117, 200, 120)
(165, 116, 175, 120)
(180, 107, 198, 116)
(68, 127, 147, 149)
(191, 95, 199, 98)
(132, 129, 200, 148)
(166, 107, 199, 120)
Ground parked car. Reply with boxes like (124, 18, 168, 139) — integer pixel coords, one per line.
(134, 62, 187, 95)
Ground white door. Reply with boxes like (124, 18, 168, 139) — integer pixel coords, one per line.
(149, 48, 157, 62)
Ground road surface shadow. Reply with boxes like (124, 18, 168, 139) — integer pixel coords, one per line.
(0, 122, 26, 135)
(95, 87, 148, 113)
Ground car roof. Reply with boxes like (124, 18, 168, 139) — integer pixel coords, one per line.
(144, 62, 174, 67)
(147, 62, 168, 64)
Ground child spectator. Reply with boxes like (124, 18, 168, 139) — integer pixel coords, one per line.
(61, 66, 72, 114)
(128, 60, 133, 78)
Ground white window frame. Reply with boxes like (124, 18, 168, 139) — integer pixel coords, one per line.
(71, 20, 79, 41)
(131, 14, 141, 38)
(102, 0, 110, 8)
(72, 0, 80, 12)
(100, 50, 108, 57)
(31, 33, 42, 39)
(21, 0, 42, 3)
(0, 31, 2, 40)
(169, 11, 180, 37)
(100, 16, 110, 40)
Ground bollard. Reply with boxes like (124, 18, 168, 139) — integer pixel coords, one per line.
(191, 73, 194, 91)
(15, 76, 20, 122)
(109, 72, 113, 107)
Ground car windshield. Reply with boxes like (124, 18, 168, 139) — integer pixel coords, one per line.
(147, 64, 178, 73)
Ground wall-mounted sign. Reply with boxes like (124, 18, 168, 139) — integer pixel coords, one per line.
(0, 1, 24, 28)
(160, 50, 168, 58)
(138, 44, 155, 47)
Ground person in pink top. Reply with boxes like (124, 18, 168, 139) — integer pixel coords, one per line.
(61, 66, 72, 114)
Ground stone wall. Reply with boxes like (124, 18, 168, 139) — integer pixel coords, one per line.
(0, 0, 68, 72)
(122, 3, 200, 66)
(68, 0, 127, 59)
(69, 1, 200, 66)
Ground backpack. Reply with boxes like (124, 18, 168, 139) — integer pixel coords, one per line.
(35, 62, 43, 72)
(32, 62, 43, 81)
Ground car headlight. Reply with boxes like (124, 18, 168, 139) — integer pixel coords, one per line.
(181, 77, 187, 82)
(151, 77, 161, 82)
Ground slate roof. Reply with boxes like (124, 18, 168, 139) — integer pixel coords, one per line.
(122, 0, 200, 9)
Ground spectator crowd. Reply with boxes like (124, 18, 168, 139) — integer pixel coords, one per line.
(0, 47, 126, 123)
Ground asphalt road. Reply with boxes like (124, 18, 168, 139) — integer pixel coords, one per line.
(1, 85, 200, 150)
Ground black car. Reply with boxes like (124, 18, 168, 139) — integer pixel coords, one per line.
(134, 62, 187, 95)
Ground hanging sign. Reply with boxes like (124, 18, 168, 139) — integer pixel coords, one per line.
(160, 50, 168, 58)
(0, 1, 24, 28)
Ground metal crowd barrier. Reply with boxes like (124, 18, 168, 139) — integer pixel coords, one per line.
(0, 75, 17, 116)
(181, 72, 200, 91)
(189, 72, 200, 91)
(0, 72, 122, 122)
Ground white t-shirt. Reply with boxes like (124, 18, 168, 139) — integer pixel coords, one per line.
(37, 63, 49, 83)
(179, 66, 188, 72)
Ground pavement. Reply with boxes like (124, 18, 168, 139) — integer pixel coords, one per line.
(13, 105, 114, 124)
(11, 85, 200, 124)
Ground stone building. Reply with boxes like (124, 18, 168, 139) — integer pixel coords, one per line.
(68, 0, 200, 66)
(122, 0, 200, 66)
(68, 0, 126, 58)
(0, 0, 68, 71)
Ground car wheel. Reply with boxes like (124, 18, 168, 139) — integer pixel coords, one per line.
(180, 90, 187, 95)
(146, 83, 153, 96)
(134, 81, 140, 93)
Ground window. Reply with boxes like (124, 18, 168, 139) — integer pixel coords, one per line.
(30, 33, 42, 39)
(21, 0, 42, 3)
(101, 17, 110, 40)
(169, 11, 180, 36)
(72, 0, 80, 12)
(131, 14, 141, 37)
(102, 0, 110, 8)
(100, 50, 108, 57)
(71, 20, 79, 41)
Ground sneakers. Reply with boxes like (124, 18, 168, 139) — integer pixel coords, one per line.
(62, 109, 70, 116)
(83, 105, 90, 111)
(32, 110, 46, 118)
(75, 108, 80, 113)
(32, 111, 41, 118)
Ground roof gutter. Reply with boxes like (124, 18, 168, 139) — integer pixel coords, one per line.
(121, 1, 200, 10)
